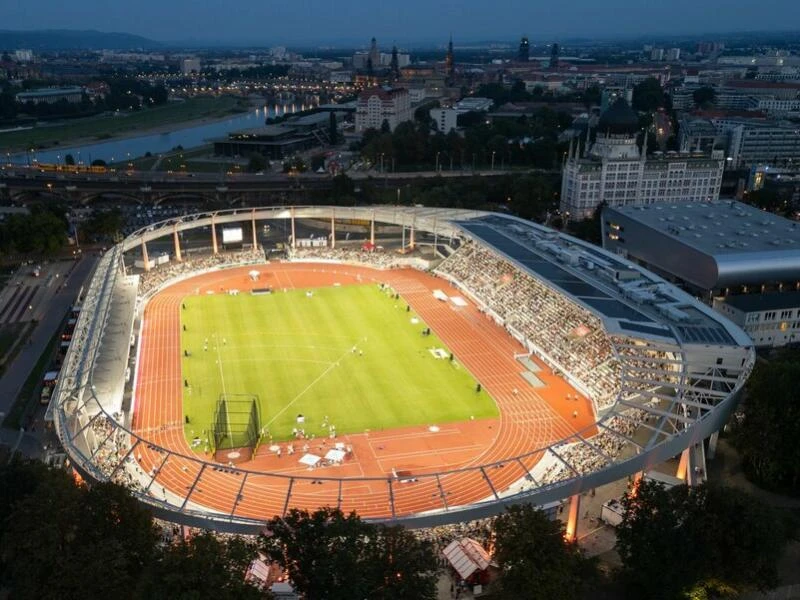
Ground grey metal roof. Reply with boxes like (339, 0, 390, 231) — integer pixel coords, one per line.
(608, 200, 800, 257)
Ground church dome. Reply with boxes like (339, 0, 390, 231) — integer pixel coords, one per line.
(598, 99, 640, 135)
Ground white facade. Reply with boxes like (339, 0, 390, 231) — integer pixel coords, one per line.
(710, 118, 800, 168)
(355, 87, 411, 133)
(14, 49, 33, 62)
(181, 58, 201, 75)
(560, 134, 724, 219)
(714, 294, 800, 347)
(430, 108, 458, 133)
(15, 87, 84, 104)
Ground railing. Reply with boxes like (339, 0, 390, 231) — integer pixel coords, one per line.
(51, 209, 756, 533)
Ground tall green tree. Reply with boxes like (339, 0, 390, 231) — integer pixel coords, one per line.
(138, 532, 268, 599)
(616, 480, 788, 600)
(732, 349, 800, 494)
(493, 504, 598, 600)
(632, 77, 666, 112)
(247, 152, 268, 173)
(260, 507, 436, 600)
(692, 86, 716, 108)
(0, 468, 159, 600)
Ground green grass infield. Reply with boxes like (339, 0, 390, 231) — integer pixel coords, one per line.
(180, 283, 498, 446)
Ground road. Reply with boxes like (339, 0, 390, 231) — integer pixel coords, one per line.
(0, 255, 97, 432)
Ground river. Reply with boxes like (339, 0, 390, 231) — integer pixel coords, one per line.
(8, 102, 313, 166)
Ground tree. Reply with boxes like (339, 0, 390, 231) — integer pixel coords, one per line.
(732, 349, 800, 495)
(510, 174, 557, 220)
(493, 505, 598, 600)
(260, 507, 436, 600)
(582, 85, 602, 108)
(138, 532, 268, 599)
(64, 153, 75, 166)
(632, 77, 666, 112)
(0, 465, 159, 600)
(328, 111, 338, 145)
(692, 86, 716, 108)
(91, 159, 107, 167)
(616, 480, 788, 600)
(247, 152, 268, 173)
(0, 459, 271, 600)
(380, 119, 391, 134)
(616, 480, 703, 600)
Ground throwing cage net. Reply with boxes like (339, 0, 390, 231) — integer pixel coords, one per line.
(211, 394, 261, 463)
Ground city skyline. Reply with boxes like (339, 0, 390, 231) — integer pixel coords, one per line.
(4, 0, 800, 45)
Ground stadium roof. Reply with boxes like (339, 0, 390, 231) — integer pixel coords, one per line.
(456, 214, 743, 347)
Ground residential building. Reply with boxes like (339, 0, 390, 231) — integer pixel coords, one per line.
(430, 108, 458, 133)
(714, 293, 800, 347)
(13, 49, 33, 62)
(354, 87, 411, 133)
(560, 99, 724, 219)
(181, 58, 201, 75)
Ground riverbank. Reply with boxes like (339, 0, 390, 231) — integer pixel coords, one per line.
(0, 96, 252, 155)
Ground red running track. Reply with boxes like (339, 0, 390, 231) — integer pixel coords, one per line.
(132, 263, 596, 521)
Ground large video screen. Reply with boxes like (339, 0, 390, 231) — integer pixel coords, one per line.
(222, 227, 243, 244)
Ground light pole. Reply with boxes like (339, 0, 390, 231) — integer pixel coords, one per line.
(491, 151, 496, 171)
(435, 151, 440, 173)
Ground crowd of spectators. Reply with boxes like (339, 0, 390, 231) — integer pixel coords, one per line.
(137, 248, 264, 297)
(530, 409, 647, 489)
(413, 517, 496, 556)
(436, 242, 620, 409)
(289, 246, 406, 269)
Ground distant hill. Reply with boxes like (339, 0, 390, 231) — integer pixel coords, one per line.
(0, 29, 162, 51)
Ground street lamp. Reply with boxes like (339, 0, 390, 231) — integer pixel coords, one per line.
(491, 151, 496, 171)
(435, 151, 440, 173)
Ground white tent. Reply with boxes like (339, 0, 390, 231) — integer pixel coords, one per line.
(324, 449, 346, 463)
(299, 453, 321, 467)
(442, 538, 492, 580)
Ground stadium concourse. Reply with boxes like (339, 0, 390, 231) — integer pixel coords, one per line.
(47, 206, 755, 534)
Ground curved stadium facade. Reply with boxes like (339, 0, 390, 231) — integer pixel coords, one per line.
(47, 206, 755, 533)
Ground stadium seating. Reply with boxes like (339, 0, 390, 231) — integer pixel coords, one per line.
(435, 242, 621, 410)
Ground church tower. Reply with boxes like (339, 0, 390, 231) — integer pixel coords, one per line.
(390, 45, 400, 81)
(445, 35, 455, 85)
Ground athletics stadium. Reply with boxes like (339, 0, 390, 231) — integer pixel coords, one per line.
(46, 206, 755, 534)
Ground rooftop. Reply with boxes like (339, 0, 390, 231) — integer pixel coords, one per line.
(724, 291, 800, 313)
(607, 200, 800, 256)
(16, 86, 84, 97)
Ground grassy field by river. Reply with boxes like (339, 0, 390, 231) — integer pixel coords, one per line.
(0, 96, 249, 154)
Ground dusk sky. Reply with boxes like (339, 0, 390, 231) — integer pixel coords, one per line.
(4, 0, 800, 45)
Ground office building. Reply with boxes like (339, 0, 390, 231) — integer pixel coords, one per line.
(560, 99, 724, 219)
(15, 86, 84, 104)
(354, 87, 411, 133)
(714, 292, 800, 347)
